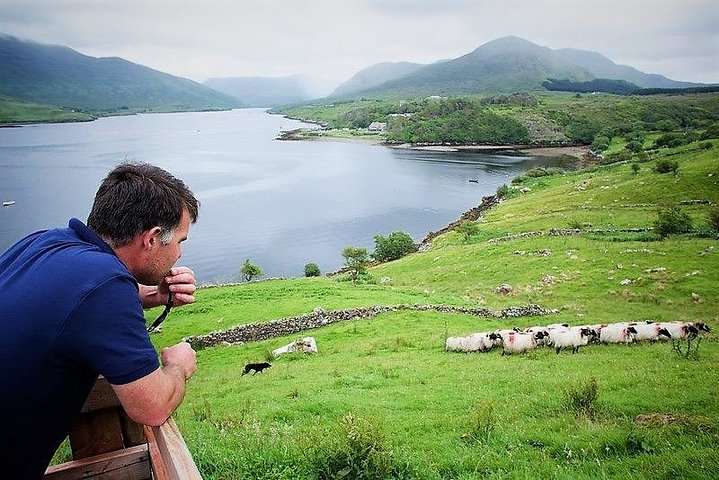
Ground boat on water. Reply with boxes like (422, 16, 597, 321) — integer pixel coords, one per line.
(3, 200, 16, 207)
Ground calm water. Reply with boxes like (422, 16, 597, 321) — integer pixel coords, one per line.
(0, 109, 559, 284)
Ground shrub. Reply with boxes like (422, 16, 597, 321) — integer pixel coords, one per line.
(240, 259, 262, 282)
(496, 183, 511, 199)
(654, 158, 679, 174)
(454, 220, 480, 243)
(372, 231, 416, 262)
(625, 140, 644, 153)
(461, 399, 495, 444)
(708, 207, 719, 232)
(320, 413, 395, 479)
(304, 262, 321, 277)
(654, 205, 692, 237)
(561, 377, 599, 419)
(631, 163, 641, 174)
(590, 135, 610, 152)
(342, 246, 370, 284)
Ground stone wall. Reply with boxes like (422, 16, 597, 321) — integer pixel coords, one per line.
(184, 303, 557, 349)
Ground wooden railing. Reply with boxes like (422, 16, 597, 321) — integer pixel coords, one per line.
(43, 377, 201, 480)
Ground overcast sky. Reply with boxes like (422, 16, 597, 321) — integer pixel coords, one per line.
(1, 0, 717, 90)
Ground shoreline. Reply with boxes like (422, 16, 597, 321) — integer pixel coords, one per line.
(276, 128, 592, 159)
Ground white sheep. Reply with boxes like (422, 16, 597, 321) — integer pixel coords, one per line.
(525, 326, 551, 346)
(552, 327, 596, 354)
(657, 321, 703, 340)
(598, 323, 638, 344)
(445, 332, 500, 353)
(630, 321, 672, 342)
(272, 336, 318, 358)
(501, 331, 544, 355)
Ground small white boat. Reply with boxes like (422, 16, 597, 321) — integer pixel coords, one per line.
(3, 201, 16, 207)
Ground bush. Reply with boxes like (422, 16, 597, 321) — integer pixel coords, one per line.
(304, 262, 321, 277)
(462, 399, 495, 444)
(654, 159, 679, 174)
(240, 259, 263, 282)
(708, 207, 719, 232)
(342, 246, 370, 284)
(561, 378, 599, 419)
(631, 163, 641, 174)
(454, 220, 480, 243)
(372, 231, 416, 262)
(654, 205, 692, 236)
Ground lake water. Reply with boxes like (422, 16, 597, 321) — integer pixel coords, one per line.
(0, 108, 561, 284)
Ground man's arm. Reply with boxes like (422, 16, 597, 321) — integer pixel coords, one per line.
(111, 342, 196, 426)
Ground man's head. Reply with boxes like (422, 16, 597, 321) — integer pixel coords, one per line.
(87, 162, 199, 284)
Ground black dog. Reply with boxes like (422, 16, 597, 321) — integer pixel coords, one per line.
(241, 362, 272, 376)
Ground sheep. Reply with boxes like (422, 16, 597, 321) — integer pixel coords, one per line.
(552, 327, 596, 354)
(272, 336, 318, 358)
(599, 323, 638, 344)
(501, 331, 545, 355)
(657, 322, 701, 340)
(525, 326, 551, 346)
(629, 321, 672, 342)
(446, 332, 500, 353)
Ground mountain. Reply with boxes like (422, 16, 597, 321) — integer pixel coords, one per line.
(554, 48, 701, 89)
(334, 36, 594, 99)
(0, 34, 242, 113)
(330, 36, 709, 100)
(204, 75, 332, 107)
(330, 62, 426, 97)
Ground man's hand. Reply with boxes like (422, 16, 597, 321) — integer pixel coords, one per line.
(140, 266, 197, 309)
(161, 342, 197, 380)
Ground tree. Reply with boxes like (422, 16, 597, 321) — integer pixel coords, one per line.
(304, 262, 321, 277)
(342, 246, 369, 284)
(372, 231, 416, 262)
(455, 220, 480, 243)
(240, 259, 262, 282)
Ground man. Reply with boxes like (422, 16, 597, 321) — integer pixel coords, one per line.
(0, 162, 200, 478)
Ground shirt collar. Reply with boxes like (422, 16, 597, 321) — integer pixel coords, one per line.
(68, 218, 117, 256)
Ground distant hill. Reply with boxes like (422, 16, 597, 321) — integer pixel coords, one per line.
(330, 36, 709, 100)
(330, 62, 426, 97)
(333, 36, 594, 99)
(0, 34, 243, 113)
(204, 75, 331, 107)
(553, 48, 701, 89)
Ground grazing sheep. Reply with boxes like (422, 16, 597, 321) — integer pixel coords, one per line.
(657, 322, 701, 340)
(501, 331, 545, 355)
(630, 321, 672, 342)
(525, 326, 551, 346)
(552, 327, 596, 354)
(446, 332, 500, 353)
(599, 323, 638, 344)
(494, 327, 522, 339)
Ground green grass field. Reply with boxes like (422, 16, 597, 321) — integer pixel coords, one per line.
(141, 140, 719, 479)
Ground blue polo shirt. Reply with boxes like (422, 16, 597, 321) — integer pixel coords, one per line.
(0, 218, 160, 479)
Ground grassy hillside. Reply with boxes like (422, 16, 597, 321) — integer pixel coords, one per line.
(0, 34, 242, 117)
(0, 94, 94, 123)
(114, 140, 719, 479)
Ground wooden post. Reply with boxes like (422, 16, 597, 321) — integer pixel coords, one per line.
(44, 377, 200, 480)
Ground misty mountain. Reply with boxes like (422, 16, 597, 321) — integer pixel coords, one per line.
(554, 48, 700, 89)
(203, 75, 332, 107)
(0, 34, 242, 112)
(330, 36, 707, 100)
(330, 62, 426, 97)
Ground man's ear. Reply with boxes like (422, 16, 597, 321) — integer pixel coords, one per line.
(143, 227, 163, 249)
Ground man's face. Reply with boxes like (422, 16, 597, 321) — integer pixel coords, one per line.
(139, 209, 191, 285)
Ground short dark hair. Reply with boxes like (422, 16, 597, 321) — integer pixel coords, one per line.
(87, 162, 199, 247)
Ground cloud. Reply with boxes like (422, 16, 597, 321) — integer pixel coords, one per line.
(0, 0, 716, 85)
